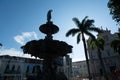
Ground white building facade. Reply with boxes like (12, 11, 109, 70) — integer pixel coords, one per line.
(72, 60, 88, 80)
(0, 55, 42, 80)
(87, 29, 120, 79)
(0, 55, 72, 80)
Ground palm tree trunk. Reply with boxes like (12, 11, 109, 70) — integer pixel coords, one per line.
(98, 49, 109, 80)
(82, 33, 91, 80)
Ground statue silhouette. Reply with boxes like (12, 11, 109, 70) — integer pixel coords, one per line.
(47, 10, 53, 22)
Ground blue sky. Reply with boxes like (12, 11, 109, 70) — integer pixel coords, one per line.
(0, 0, 119, 62)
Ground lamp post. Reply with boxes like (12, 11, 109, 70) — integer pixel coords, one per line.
(0, 43, 2, 80)
(0, 43, 2, 55)
(0, 43, 2, 49)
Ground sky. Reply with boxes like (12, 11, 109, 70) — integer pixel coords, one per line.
(0, 0, 119, 62)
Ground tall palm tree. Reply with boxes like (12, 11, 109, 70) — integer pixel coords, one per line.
(88, 35, 109, 80)
(111, 32, 120, 55)
(66, 16, 101, 80)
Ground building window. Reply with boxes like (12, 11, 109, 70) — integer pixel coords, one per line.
(107, 50, 110, 56)
(79, 65, 81, 68)
(11, 65, 15, 73)
(100, 68, 103, 76)
(17, 65, 21, 74)
(4, 64, 10, 73)
(26, 66, 30, 77)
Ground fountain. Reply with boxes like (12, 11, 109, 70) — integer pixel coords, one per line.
(21, 10, 72, 80)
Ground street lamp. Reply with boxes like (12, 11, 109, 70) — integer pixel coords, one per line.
(0, 43, 2, 49)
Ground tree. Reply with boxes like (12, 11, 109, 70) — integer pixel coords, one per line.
(108, 0, 120, 24)
(66, 16, 101, 80)
(111, 31, 120, 54)
(88, 35, 109, 80)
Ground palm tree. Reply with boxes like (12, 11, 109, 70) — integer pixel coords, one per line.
(88, 35, 109, 80)
(111, 32, 120, 55)
(66, 16, 101, 80)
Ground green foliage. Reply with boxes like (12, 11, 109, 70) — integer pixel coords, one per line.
(111, 32, 120, 54)
(108, 0, 120, 24)
(88, 35, 105, 50)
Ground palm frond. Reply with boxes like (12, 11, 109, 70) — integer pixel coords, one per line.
(77, 33, 81, 44)
(85, 31, 96, 40)
(115, 32, 120, 39)
(81, 16, 88, 26)
(111, 39, 120, 47)
(97, 36, 105, 50)
(72, 18, 81, 28)
(97, 36, 105, 45)
(84, 19, 94, 29)
(88, 35, 105, 50)
(111, 40, 119, 52)
(88, 26, 102, 33)
(88, 38, 96, 49)
(66, 28, 80, 37)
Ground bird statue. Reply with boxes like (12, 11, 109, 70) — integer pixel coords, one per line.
(47, 10, 53, 22)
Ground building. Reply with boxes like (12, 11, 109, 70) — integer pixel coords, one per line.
(72, 60, 88, 80)
(63, 55, 72, 79)
(54, 55, 73, 80)
(0, 55, 42, 80)
(0, 55, 43, 80)
(87, 28, 120, 79)
(0, 55, 72, 80)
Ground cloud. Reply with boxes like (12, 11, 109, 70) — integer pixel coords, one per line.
(14, 32, 38, 45)
(0, 48, 35, 58)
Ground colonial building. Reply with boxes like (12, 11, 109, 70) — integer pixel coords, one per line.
(72, 60, 88, 80)
(0, 55, 72, 80)
(0, 55, 42, 80)
(87, 28, 120, 79)
(63, 55, 72, 79)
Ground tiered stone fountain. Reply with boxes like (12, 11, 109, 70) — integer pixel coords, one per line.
(21, 10, 72, 80)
